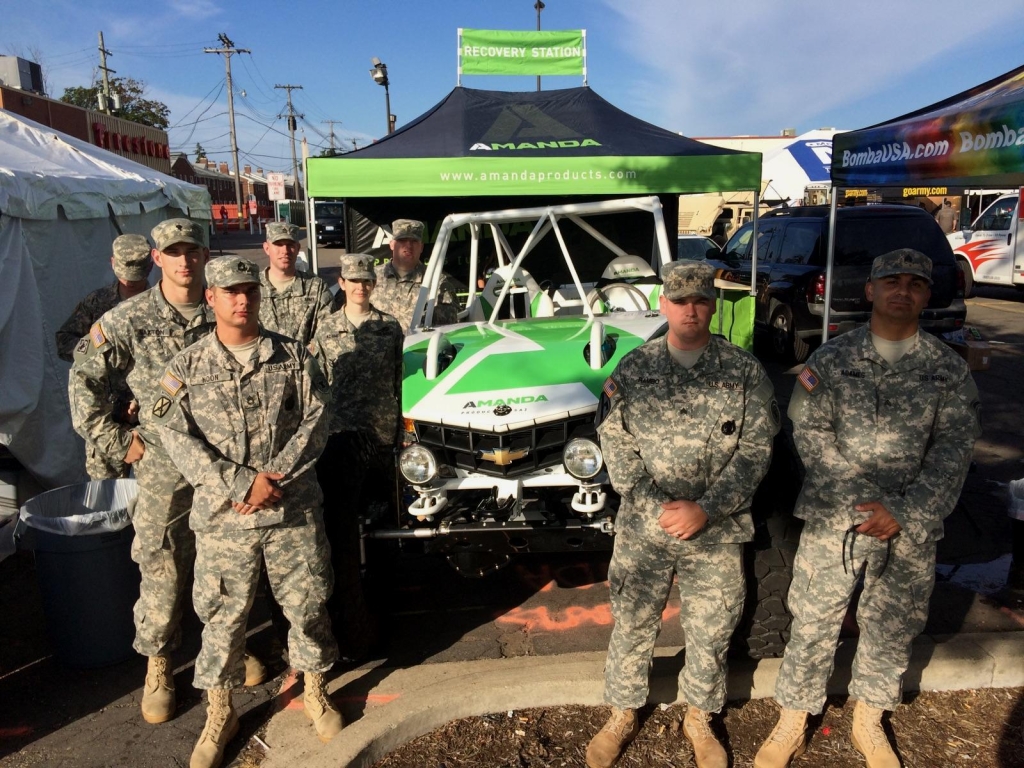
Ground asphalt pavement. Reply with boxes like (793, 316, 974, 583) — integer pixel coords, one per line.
(0, 263, 1022, 767)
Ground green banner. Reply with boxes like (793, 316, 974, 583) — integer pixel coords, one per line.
(460, 29, 584, 76)
(307, 154, 762, 197)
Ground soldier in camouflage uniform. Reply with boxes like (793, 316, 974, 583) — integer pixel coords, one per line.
(69, 219, 265, 727)
(259, 221, 335, 344)
(755, 250, 981, 768)
(56, 233, 153, 478)
(309, 252, 403, 657)
(154, 258, 340, 768)
(587, 261, 779, 768)
(372, 218, 460, 332)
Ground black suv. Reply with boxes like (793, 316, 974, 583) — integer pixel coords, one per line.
(708, 205, 966, 362)
(313, 201, 346, 248)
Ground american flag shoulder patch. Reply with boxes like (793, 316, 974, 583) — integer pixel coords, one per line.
(90, 322, 107, 348)
(603, 378, 619, 398)
(797, 366, 820, 393)
(160, 371, 184, 397)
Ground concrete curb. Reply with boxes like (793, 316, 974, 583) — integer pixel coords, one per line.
(260, 631, 1024, 768)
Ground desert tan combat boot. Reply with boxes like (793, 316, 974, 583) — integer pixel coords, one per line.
(585, 707, 639, 768)
(140, 655, 176, 724)
(682, 706, 728, 768)
(754, 708, 808, 768)
(303, 671, 345, 743)
(189, 689, 239, 768)
(851, 701, 901, 768)
(242, 651, 267, 687)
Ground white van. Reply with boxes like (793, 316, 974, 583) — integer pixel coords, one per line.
(947, 192, 1024, 295)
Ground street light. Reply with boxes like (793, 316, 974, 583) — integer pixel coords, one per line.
(369, 57, 393, 135)
(535, 0, 545, 92)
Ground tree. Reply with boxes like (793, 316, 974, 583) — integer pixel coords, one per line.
(60, 77, 170, 130)
(194, 143, 207, 161)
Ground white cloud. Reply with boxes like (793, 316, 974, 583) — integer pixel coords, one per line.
(601, 0, 1024, 135)
(167, 0, 222, 21)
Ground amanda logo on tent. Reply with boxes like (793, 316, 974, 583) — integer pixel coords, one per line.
(470, 139, 602, 151)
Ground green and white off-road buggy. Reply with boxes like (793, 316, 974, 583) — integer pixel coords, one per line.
(383, 197, 673, 565)
(367, 196, 799, 657)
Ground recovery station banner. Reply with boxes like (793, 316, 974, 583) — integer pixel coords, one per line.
(460, 29, 585, 76)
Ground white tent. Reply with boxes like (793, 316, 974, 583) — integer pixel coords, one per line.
(0, 109, 211, 488)
(760, 129, 838, 204)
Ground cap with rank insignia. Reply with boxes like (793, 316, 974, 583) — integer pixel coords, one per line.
(111, 234, 154, 281)
(265, 221, 301, 243)
(391, 219, 424, 242)
(152, 218, 206, 251)
(662, 260, 716, 301)
(205, 257, 260, 288)
(340, 253, 376, 281)
(870, 248, 933, 284)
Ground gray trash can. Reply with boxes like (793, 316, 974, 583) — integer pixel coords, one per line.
(16, 479, 141, 668)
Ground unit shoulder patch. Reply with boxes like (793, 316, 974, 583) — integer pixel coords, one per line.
(152, 396, 172, 418)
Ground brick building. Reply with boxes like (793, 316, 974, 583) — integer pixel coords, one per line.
(0, 82, 171, 174)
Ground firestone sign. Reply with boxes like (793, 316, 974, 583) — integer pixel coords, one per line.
(92, 123, 170, 160)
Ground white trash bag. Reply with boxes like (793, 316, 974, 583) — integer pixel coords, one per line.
(17, 479, 138, 538)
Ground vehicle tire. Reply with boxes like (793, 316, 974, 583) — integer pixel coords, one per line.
(736, 505, 803, 658)
(733, 431, 804, 659)
(770, 305, 811, 364)
(958, 258, 974, 298)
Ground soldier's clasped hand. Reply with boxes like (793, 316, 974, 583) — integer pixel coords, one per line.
(659, 499, 709, 540)
(854, 501, 902, 541)
(236, 471, 285, 514)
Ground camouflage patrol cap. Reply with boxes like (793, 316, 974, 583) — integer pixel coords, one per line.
(152, 218, 205, 251)
(392, 219, 424, 241)
(265, 221, 301, 243)
(340, 253, 376, 281)
(111, 234, 153, 281)
(870, 248, 933, 284)
(205, 257, 260, 288)
(662, 260, 716, 301)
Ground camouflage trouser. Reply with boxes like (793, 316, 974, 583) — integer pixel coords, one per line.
(775, 524, 936, 714)
(604, 533, 745, 712)
(85, 443, 130, 480)
(192, 512, 337, 689)
(130, 441, 196, 657)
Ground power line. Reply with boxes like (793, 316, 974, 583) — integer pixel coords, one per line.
(169, 81, 224, 128)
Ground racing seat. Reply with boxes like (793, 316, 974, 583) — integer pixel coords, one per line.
(468, 266, 554, 321)
(588, 254, 662, 312)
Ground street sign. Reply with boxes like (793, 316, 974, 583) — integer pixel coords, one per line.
(267, 172, 286, 201)
(247, 200, 258, 214)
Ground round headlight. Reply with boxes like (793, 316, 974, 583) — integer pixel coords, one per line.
(399, 444, 438, 485)
(563, 438, 604, 480)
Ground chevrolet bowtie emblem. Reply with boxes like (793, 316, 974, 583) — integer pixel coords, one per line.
(479, 447, 529, 466)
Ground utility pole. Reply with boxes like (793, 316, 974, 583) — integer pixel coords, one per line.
(321, 119, 341, 155)
(204, 34, 249, 224)
(97, 31, 115, 114)
(275, 84, 304, 196)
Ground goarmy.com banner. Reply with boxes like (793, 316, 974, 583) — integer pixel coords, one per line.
(460, 29, 584, 76)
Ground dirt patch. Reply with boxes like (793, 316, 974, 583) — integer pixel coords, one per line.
(371, 688, 1024, 768)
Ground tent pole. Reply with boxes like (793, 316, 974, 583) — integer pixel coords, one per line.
(822, 188, 840, 344)
(749, 191, 760, 297)
(309, 196, 319, 275)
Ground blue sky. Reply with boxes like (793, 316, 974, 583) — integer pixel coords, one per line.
(4, 0, 1023, 175)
